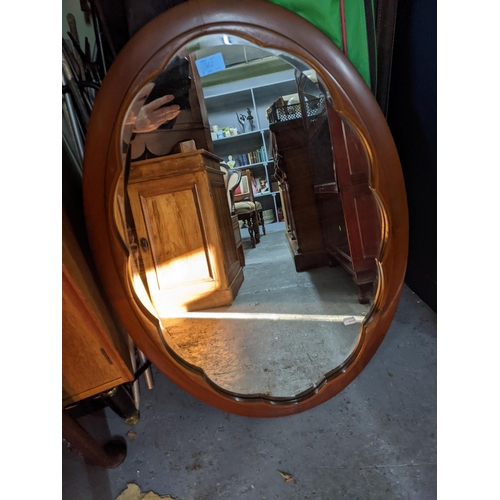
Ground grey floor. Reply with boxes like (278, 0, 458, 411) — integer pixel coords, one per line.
(163, 225, 370, 398)
(62, 223, 437, 500)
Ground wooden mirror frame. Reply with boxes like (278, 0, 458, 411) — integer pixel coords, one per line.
(82, 0, 408, 417)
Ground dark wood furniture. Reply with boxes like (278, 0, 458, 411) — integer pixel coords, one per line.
(269, 71, 381, 303)
(321, 105, 381, 303)
(270, 117, 330, 272)
(62, 210, 134, 406)
(82, 0, 408, 417)
(62, 411, 127, 468)
(127, 149, 244, 315)
(232, 214, 245, 267)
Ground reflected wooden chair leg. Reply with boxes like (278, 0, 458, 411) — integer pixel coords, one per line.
(253, 211, 260, 244)
(239, 214, 256, 247)
(247, 215, 256, 247)
(258, 209, 266, 235)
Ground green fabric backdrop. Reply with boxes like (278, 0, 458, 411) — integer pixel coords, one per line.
(267, 0, 376, 89)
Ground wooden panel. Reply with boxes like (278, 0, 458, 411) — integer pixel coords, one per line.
(353, 192, 381, 260)
(62, 210, 133, 406)
(211, 172, 240, 284)
(337, 119, 381, 269)
(270, 119, 329, 270)
(142, 188, 212, 289)
(232, 215, 245, 267)
(307, 108, 380, 301)
(62, 268, 126, 402)
(309, 114, 337, 189)
(319, 193, 349, 254)
(128, 175, 219, 313)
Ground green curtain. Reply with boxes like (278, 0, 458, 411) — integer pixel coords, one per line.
(267, 0, 376, 90)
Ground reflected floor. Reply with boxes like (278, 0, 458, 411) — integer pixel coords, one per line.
(161, 225, 370, 398)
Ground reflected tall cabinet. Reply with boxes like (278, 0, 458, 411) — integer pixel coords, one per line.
(269, 71, 381, 303)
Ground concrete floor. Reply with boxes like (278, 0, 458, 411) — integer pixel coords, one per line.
(163, 225, 370, 398)
(62, 224, 437, 499)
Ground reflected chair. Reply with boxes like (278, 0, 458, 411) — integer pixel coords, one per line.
(234, 169, 266, 243)
(241, 170, 266, 237)
(220, 163, 241, 215)
(233, 169, 263, 247)
(220, 166, 260, 248)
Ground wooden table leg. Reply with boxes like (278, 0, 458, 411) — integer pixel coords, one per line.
(62, 411, 127, 468)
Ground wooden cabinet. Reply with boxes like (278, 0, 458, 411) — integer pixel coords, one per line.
(127, 149, 244, 315)
(270, 117, 330, 271)
(62, 210, 134, 406)
(322, 107, 381, 303)
(269, 71, 380, 303)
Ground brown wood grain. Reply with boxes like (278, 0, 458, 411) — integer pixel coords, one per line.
(82, 0, 408, 417)
(62, 211, 133, 406)
(127, 150, 242, 315)
(270, 116, 330, 270)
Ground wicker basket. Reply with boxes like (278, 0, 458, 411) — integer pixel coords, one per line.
(267, 95, 325, 124)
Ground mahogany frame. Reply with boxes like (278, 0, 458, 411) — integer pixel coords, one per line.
(82, 0, 408, 417)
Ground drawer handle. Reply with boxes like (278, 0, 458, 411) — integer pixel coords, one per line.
(140, 237, 149, 252)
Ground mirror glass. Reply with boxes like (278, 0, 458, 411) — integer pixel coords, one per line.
(113, 34, 381, 399)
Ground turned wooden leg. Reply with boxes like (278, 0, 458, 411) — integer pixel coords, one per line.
(253, 212, 260, 244)
(246, 216, 256, 247)
(259, 210, 266, 235)
(62, 411, 127, 468)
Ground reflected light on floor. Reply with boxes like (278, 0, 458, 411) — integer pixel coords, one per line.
(170, 312, 366, 323)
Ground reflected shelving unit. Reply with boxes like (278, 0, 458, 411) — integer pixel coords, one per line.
(200, 66, 299, 226)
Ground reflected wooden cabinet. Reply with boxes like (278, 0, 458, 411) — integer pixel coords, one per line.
(322, 108, 381, 303)
(127, 149, 244, 315)
(270, 72, 381, 303)
(270, 118, 329, 272)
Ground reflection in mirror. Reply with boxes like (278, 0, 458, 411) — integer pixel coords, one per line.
(114, 35, 381, 399)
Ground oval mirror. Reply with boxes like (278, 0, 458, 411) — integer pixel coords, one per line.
(83, 0, 408, 417)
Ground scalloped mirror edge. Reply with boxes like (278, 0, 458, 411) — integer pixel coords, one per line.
(82, 0, 408, 417)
